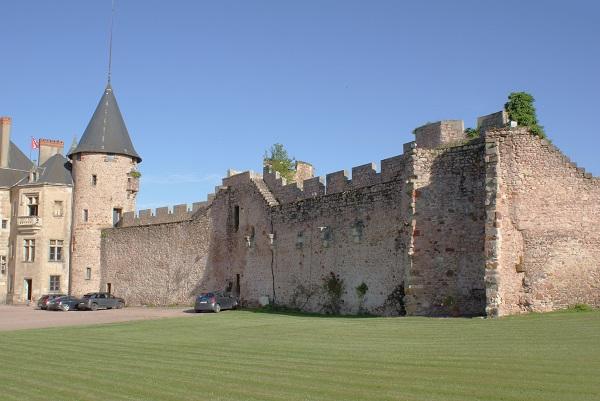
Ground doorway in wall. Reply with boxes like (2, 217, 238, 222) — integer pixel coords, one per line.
(235, 274, 241, 297)
(24, 278, 32, 302)
(107, 283, 112, 294)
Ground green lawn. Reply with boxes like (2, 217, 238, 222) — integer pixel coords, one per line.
(1, 310, 599, 401)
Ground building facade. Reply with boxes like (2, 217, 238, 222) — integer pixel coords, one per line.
(0, 84, 140, 304)
(2, 91, 599, 317)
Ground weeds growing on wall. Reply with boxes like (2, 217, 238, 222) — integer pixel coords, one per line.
(505, 92, 546, 138)
(322, 272, 345, 314)
(356, 282, 368, 314)
(129, 170, 142, 178)
(385, 283, 406, 316)
(464, 127, 480, 138)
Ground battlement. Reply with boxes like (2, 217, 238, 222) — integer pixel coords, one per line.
(119, 195, 216, 227)
(414, 120, 465, 149)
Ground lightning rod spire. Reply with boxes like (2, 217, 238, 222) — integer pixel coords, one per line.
(107, 0, 116, 85)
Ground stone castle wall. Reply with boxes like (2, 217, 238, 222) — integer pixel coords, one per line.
(99, 118, 600, 316)
(484, 128, 600, 316)
(407, 141, 487, 316)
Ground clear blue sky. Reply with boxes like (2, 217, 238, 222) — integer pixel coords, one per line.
(1, 1, 599, 210)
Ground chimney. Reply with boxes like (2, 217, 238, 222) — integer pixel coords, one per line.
(38, 139, 64, 165)
(0, 116, 11, 168)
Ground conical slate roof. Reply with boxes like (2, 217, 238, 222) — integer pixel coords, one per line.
(68, 84, 141, 162)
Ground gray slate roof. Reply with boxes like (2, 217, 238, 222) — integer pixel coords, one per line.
(37, 154, 73, 186)
(67, 84, 141, 162)
(0, 141, 35, 188)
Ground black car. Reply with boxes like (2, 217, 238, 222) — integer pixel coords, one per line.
(78, 292, 125, 311)
(47, 296, 80, 311)
(37, 294, 66, 310)
(194, 292, 238, 313)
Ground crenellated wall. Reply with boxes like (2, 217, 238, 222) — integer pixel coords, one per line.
(99, 112, 600, 316)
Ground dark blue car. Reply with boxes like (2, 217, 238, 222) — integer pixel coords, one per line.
(46, 296, 81, 311)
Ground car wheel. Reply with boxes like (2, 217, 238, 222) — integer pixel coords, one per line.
(90, 303, 98, 311)
(116, 302, 124, 309)
(62, 304, 70, 312)
(214, 304, 221, 313)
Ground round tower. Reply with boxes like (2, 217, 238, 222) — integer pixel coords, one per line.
(68, 84, 141, 296)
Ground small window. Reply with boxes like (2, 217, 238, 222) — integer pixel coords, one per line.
(234, 205, 240, 232)
(23, 239, 35, 262)
(53, 201, 63, 217)
(113, 208, 122, 227)
(1, 219, 7, 229)
(85, 267, 92, 280)
(91, 175, 97, 186)
(26, 195, 39, 217)
(105, 154, 116, 161)
(49, 240, 63, 261)
(83, 209, 89, 222)
(0, 255, 6, 274)
(49, 275, 60, 292)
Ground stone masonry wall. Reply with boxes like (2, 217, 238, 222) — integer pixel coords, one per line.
(101, 207, 217, 306)
(407, 141, 487, 316)
(484, 128, 600, 316)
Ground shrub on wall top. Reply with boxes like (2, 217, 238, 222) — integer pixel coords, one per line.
(504, 92, 546, 138)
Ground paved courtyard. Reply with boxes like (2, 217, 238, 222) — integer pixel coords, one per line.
(0, 305, 195, 331)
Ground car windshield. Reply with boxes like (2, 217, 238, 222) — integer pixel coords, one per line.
(82, 293, 94, 298)
(199, 293, 214, 300)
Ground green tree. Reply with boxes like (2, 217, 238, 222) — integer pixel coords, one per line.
(264, 143, 295, 182)
(504, 92, 546, 138)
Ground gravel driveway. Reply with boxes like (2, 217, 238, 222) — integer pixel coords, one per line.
(0, 305, 196, 331)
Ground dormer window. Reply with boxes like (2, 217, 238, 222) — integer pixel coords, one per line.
(29, 171, 39, 182)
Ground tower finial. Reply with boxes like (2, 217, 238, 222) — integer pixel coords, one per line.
(107, 0, 116, 85)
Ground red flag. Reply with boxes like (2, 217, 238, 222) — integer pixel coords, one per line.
(31, 137, 39, 149)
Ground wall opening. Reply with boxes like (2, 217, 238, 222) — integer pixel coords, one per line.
(234, 205, 240, 232)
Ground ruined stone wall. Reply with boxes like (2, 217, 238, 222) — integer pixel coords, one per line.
(484, 128, 600, 316)
(407, 141, 487, 316)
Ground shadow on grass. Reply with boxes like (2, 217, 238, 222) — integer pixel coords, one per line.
(242, 305, 380, 319)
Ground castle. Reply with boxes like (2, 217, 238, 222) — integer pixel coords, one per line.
(2, 86, 599, 317)
(0, 84, 140, 305)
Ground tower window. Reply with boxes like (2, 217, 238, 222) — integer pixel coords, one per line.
(83, 209, 89, 222)
(85, 267, 92, 280)
(113, 208, 122, 226)
(0, 255, 6, 274)
(1, 219, 7, 229)
(91, 175, 97, 186)
(105, 154, 116, 161)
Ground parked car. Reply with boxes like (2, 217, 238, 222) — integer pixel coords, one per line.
(37, 294, 66, 310)
(194, 292, 238, 313)
(78, 293, 125, 311)
(47, 296, 81, 311)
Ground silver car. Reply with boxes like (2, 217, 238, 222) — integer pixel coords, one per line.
(194, 292, 238, 313)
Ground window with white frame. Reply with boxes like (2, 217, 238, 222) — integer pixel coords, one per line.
(26, 195, 39, 216)
(23, 239, 35, 262)
(49, 275, 60, 292)
(49, 240, 63, 261)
